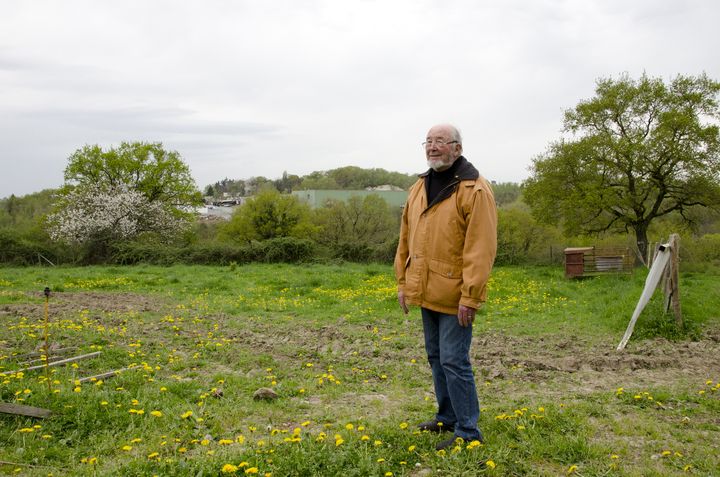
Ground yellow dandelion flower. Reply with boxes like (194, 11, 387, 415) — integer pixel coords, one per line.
(221, 464, 239, 473)
(486, 460, 496, 469)
(567, 465, 578, 474)
(399, 422, 408, 429)
(377, 458, 385, 463)
(345, 423, 354, 430)
(219, 439, 233, 445)
(245, 468, 259, 475)
(374, 440, 382, 446)
(181, 411, 193, 419)
(18, 428, 34, 433)
(147, 452, 160, 459)
(130, 438, 142, 443)
(661, 450, 671, 457)
(122, 445, 133, 452)
(408, 445, 416, 452)
(361, 435, 370, 441)
(236, 435, 246, 444)
(151, 410, 163, 417)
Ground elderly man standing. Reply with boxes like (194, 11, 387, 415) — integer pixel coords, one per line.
(395, 124, 497, 450)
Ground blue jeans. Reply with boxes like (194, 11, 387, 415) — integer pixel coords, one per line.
(421, 307, 482, 441)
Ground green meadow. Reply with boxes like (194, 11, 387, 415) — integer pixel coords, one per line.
(1, 264, 719, 476)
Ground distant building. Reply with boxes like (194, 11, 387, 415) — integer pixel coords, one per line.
(291, 188, 408, 209)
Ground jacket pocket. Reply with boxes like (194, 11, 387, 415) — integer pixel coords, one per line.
(424, 259, 462, 308)
(404, 257, 423, 300)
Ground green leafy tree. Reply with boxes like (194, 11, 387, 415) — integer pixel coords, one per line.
(219, 189, 316, 243)
(523, 73, 720, 259)
(314, 195, 398, 249)
(48, 142, 202, 259)
(492, 182, 522, 207)
(63, 142, 201, 206)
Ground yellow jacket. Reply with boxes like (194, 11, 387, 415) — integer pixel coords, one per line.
(394, 157, 497, 315)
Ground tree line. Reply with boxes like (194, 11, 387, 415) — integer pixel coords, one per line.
(1, 73, 719, 267)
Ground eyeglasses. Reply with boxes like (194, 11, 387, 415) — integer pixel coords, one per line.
(422, 139, 458, 147)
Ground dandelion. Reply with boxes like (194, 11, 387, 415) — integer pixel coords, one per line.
(18, 428, 34, 433)
(219, 439, 233, 445)
(408, 445, 416, 452)
(374, 440, 382, 446)
(377, 458, 385, 463)
(661, 450, 671, 457)
(236, 435, 246, 444)
(567, 465, 578, 474)
(147, 452, 160, 459)
(361, 435, 370, 441)
(399, 422, 408, 429)
(151, 410, 163, 417)
(345, 423, 354, 430)
(467, 440, 482, 449)
(245, 468, 259, 474)
(385, 473, 393, 476)
(181, 410, 193, 419)
(122, 445, 133, 452)
(222, 464, 239, 473)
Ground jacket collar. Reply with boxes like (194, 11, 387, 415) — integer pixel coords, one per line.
(420, 156, 479, 210)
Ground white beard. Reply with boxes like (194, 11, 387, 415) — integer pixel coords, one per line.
(427, 158, 451, 171)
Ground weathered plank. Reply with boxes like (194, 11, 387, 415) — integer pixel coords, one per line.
(0, 402, 52, 418)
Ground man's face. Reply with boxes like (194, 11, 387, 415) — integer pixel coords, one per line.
(425, 126, 461, 171)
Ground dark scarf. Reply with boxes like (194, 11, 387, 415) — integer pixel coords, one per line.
(421, 156, 479, 209)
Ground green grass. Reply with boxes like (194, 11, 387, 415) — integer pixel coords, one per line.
(0, 264, 718, 476)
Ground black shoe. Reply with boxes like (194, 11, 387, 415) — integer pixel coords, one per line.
(435, 436, 465, 451)
(418, 420, 454, 433)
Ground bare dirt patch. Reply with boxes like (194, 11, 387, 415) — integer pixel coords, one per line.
(0, 291, 167, 320)
(473, 331, 720, 396)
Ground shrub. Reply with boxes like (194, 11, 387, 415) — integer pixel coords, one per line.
(253, 237, 316, 263)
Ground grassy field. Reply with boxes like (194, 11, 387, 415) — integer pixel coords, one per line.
(0, 264, 718, 476)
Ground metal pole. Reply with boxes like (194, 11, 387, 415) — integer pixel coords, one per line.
(43, 287, 51, 393)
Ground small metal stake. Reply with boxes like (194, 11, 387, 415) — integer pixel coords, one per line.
(43, 287, 51, 393)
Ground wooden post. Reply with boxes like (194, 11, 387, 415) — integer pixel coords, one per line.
(668, 234, 683, 329)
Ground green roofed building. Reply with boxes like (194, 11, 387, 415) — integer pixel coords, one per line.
(291, 188, 408, 209)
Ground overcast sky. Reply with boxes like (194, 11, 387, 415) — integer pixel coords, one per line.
(1, 0, 718, 198)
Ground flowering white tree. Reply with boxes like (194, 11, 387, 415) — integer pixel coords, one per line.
(46, 185, 187, 244)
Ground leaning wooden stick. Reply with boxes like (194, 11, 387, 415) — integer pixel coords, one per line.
(78, 368, 131, 383)
(10, 352, 101, 374)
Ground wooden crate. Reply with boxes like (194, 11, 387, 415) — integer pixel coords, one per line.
(564, 246, 634, 278)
